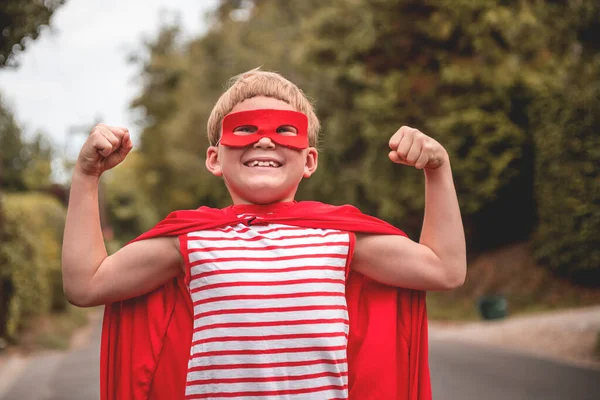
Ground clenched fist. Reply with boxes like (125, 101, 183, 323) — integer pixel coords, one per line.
(76, 124, 133, 177)
(388, 126, 448, 170)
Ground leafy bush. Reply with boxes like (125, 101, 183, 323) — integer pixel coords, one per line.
(531, 59, 600, 284)
(0, 193, 66, 340)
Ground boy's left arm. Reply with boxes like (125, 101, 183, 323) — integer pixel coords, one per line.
(351, 126, 467, 291)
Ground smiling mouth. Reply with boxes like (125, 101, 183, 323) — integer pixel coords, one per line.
(244, 160, 282, 168)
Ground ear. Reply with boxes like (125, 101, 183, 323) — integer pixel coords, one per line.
(205, 146, 223, 176)
(303, 147, 318, 178)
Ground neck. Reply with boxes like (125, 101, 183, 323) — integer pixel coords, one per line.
(229, 200, 298, 214)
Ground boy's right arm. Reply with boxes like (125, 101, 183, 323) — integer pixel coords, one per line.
(62, 124, 182, 307)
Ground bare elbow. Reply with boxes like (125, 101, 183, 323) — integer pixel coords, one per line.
(66, 297, 92, 308)
(429, 261, 466, 291)
(446, 271, 466, 290)
(63, 290, 88, 308)
(440, 264, 467, 291)
(63, 283, 96, 308)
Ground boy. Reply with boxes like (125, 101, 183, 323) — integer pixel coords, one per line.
(62, 70, 466, 400)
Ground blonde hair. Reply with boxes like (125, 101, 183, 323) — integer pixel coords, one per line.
(207, 69, 320, 147)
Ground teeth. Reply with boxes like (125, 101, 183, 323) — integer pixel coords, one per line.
(247, 160, 280, 167)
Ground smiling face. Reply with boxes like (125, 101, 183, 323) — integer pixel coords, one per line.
(205, 96, 318, 205)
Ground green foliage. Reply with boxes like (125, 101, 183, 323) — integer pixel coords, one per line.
(103, 152, 160, 243)
(0, 95, 28, 191)
(595, 331, 600, 361)
(0, 94, 54, 192)
(0, 193, 66, 340)
(130, 24, 214, 218)
(291, 0, 542, 242)
(129, 1, 328, 218)
(0, 0, 66, 67)
(530, 56, 600, 282)
(122, 0, 599, 282)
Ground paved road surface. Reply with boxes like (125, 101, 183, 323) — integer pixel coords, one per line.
(0, 320, 599, 399)
(0, 319, 100, 400)
(430, 340, 600, 400)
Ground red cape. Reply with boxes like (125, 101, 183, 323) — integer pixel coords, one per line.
(100, 201, 431, 399)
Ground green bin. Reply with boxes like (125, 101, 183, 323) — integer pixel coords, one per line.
(477, 295, 508, 320)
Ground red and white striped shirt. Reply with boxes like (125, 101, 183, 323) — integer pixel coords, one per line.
(180, 218, 352, 400)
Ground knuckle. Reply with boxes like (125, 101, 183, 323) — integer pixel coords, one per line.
(90, 133, 103, 144)
(94, 140, 108, 150)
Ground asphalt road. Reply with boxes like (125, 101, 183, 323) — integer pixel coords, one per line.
(430, 340, 600, 400)
(0, 322, 599, 400)
(0, 319, 100, 400)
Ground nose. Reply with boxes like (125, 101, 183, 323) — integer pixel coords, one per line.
(253, 136, 276, 149)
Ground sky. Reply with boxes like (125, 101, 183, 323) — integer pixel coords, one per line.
(0, 0, 219, 175)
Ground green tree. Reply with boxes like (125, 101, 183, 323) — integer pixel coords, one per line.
(296, 0, 541, 245)
(0, 96, 28, 191)
(0, 1, 66, 338)
(299, 0, 599, 279)
(527, 1, 600, 283)
(103, 152, 160, 243)
(126, 0, 599, 282)
(0, 95, 57, 339)
(0, 96, 54, 191)
(0, 193, 66, 339)
(129, 1, 327, 219)
(0, 0, 65, 67)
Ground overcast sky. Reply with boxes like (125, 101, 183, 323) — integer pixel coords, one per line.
(0, 0, 218, 170)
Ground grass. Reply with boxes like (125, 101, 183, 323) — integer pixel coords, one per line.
(426, 292, 480, 321)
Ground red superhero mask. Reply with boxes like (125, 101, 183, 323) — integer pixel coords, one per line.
(220, 109, 309, 150)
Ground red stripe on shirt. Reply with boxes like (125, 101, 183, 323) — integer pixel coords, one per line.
(189, 241, 349, 254)
(193, 318, 349, 334)
(192, 265, 344, 280)
(190, 278, 345, 294)
(187, 358, 348, 373)
(187, 370, 349, 386)
(186, 231, 344, 242)
(192, 291, 345, 307)
(185, 384, 348, 399)
(192, 331, 348, 346)
(194, 304, 348, 320)
(190, 253, 347, 267)
(190, 345, 347, 359)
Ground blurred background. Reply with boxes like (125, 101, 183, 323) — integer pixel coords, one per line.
(0, 1, 599, 399)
